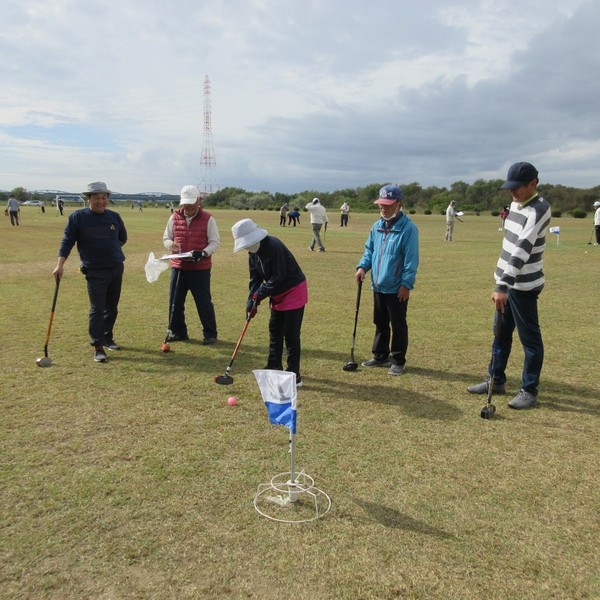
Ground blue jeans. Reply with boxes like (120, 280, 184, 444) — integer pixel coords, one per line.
(169, 268, 217, 340)
(85, 264, 124, 345)
(489, 289, 544, 395)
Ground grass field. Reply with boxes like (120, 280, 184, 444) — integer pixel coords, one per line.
(1, 205, 599, 599)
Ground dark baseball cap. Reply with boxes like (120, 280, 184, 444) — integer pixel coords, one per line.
(500, 162, 539, 190)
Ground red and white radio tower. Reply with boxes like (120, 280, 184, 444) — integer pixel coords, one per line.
(199, 75, 217, 196)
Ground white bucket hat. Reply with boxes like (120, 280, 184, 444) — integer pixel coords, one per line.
(180, 185, 200, 205)
(593, 201, 600, 207)
(231, 219, 268, 252)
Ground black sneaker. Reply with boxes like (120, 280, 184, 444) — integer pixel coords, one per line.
(165, 333, 189, 342)
(201, 337, 217, 345)
(94, 346, 108, 362)
(104, 341, 121, 351)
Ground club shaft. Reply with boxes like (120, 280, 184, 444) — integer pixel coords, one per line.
(43, 277, 60, 357)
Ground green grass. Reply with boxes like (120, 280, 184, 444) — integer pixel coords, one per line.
(1, 206, 598, 599)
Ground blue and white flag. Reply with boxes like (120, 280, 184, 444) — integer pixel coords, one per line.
(549, 226, 560, 234)
(253, 370, 297, 433)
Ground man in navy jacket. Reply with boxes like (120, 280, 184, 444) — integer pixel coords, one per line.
(53, 182, 127, 363)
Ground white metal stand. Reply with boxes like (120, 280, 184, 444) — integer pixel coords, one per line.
(253, 433, 331, 523)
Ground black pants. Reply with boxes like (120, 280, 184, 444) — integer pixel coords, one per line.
(169, 268, 218, 340)
(266, 306, 304, 377)
(85, 265, 124, 346)
(371, 292, 409, 366)
(595, 225, 600, 244)
(341, 214, 348, 226)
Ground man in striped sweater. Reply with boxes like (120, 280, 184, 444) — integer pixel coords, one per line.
(468, 162, 551, 410)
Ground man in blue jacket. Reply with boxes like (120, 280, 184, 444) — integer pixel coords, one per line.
(53, 182, 127, 363)
(355, 184, 419, 376)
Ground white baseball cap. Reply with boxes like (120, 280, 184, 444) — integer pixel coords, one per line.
(180, 185, 200, 205)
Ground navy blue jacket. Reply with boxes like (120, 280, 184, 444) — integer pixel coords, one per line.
(248, 236, 305, 302)
(58, 208, 127, 269)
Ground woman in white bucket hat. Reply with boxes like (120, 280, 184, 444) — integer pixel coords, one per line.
(232, 219, 308, 387)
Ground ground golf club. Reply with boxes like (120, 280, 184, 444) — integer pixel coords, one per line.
(36, 276, 60, 367)
(214, 302, 255, 385)
(343, 279, 362, 372)
(587, 227, 594, 245)
(161, 269, 181, 352)
(480, 309, 502, 419)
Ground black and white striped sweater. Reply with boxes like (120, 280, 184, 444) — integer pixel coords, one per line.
(494, 195, 551, 293)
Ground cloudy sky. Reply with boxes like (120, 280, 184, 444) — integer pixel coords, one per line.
(1, 0, 598, 194)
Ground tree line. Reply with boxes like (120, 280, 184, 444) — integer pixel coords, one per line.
(3, 180, 599, 216)
(204, 180, 600, 216)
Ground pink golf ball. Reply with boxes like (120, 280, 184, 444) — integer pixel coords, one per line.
(227, 396, 238, 406)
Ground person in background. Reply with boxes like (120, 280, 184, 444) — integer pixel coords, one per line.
(468, 162, 551, 410)
(500, 205, 510, 230)
(232, 218, 308, 387)
(355, 184, 419, 376)
(279, 203, 288, 227)
(593, 200, 600, 245)
(340, 201, 350, 227)
(53, 182, 127, 363)
(7, 195, 20, 226)
(287, 207, 300, 227)
(163, 185, 220, 345)
(305, 197, 328, 252)
(444, 200, 457, 242)
(57, 198, 65, 216)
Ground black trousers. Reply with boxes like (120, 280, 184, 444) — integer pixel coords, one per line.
(266, 306, 305, 377)
(371, 292, 409, 366)
(85, 264, 124, 346)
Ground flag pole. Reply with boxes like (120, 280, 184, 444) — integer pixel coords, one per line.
(289, 432, 298, 502)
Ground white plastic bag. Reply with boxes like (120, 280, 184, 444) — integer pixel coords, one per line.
(145, 252, 169, 283)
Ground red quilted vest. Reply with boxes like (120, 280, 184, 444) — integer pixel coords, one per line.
(171, 209, 213, 271)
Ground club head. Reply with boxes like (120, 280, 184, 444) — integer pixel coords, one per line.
(480, 403, 496, 419)
(215, 374, 234, 385)
(36, 357, 52, 367)
(343, 362, 358, 372)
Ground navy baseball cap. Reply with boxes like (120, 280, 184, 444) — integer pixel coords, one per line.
(500, 162, 539, 190)
(375, 184, 403, 205)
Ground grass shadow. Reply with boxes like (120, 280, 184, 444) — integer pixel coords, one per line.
(353, 498, 455, 539)
(303, 375, 463, 421)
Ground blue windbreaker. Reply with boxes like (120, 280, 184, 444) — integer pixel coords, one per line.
(357, 212, 419, 293)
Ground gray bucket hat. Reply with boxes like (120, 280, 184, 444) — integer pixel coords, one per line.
(83, 181, 111, 196)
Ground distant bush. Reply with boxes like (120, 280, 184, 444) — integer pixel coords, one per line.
(424, 209, 432, 215)
(491, 210, 500, 217)
(409, 210, 416, 215)
(551, 210, 562, 218)
(569, 208, 587, 219)
(440, 210, 445, 215)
